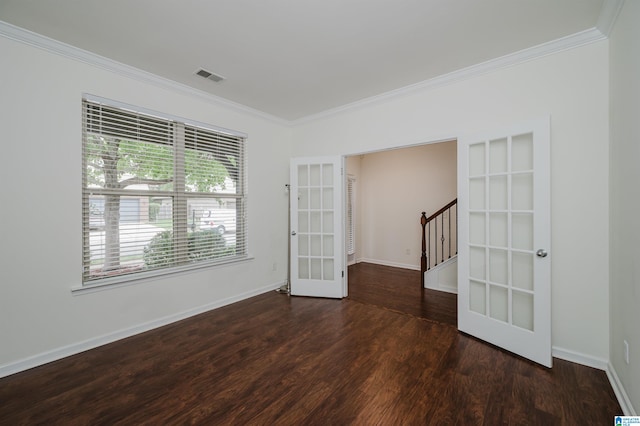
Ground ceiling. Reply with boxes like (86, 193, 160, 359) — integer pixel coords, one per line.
(0, 0, 606, 121)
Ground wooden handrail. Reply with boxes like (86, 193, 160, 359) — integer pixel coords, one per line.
(421, 198, 457, 288)
(423, 198, 457, 224)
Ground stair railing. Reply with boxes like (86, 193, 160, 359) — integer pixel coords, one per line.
(421, 199, 457, 288)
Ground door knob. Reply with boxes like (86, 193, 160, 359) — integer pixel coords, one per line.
(536, 249, 548, 258)
(291, 231, 297, 236)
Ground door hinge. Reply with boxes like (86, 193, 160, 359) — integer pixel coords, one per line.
(342, 270, 344, 277)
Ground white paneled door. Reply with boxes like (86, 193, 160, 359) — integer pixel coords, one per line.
(290, 157, 346, 298)
(458, 118, 551, 367)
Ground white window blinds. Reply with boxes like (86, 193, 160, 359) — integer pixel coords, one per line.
(347, 176, 355, 256)
(82, 97, 247, 285)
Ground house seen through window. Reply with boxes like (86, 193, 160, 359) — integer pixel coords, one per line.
(82, 96, 247, 285)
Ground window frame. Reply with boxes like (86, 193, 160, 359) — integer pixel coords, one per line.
(80, 94, 248, 289)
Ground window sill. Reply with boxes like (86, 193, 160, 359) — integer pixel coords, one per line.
(71, 255, 254, 295)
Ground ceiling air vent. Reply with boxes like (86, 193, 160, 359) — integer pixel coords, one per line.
(195, 68, 225, 83)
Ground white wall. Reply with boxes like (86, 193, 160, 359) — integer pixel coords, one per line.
(0, 19, 618, 387)
(351, 141, 456, 269)
(0, 34, 291, 371)
(609, 0, 640, 414)
(292, 41, 610, 362)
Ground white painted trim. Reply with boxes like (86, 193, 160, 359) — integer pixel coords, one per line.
(0, 19, 608, 127)
(293, 28, 606, 125)
(357, 258, 420, 271)
(0, 20, 289, 127)
(0, 281, 284, 379)
(72, 256, 256, 295)
(552, 346, 609, 370)
(596, 0, 626, 37)
(607, 362, 637, 416)
(552, 346, 635, 415)
(424, 256, 458, 294)
(356, 258, 634, 415)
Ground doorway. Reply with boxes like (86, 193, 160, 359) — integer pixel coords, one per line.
(293, 118, 551, 367)
(344, 140, 458, 290)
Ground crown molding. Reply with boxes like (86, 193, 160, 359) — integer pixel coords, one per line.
(0, 18, 611, 128)
(0, 20, 290, 127)
(596, 0, 625, 37)
(293, 27, 607, 126)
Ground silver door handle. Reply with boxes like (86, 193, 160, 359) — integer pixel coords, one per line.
(291, 231, 297, 236)
(536, 249, 548, 258)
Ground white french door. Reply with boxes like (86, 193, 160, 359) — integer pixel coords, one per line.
(290, 157, 346, 298)
(458, 117, 551, 367)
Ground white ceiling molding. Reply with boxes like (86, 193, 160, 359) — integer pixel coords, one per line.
(596, 0, 626, 36)
(0, 20, 289, 127)
(0, 17, 610, 127)
(292, 27, 607, 126)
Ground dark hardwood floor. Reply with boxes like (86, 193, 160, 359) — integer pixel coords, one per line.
(348, 262, 457, 326)
(0, 263, 622, 425)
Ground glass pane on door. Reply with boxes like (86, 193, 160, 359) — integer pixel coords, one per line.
(512, 133, 533, 171)
(296, 162, 336, 281)
(489, 138, 508, 173)
(290, 156, 344, 299)
(467, 134, 538, 328)
(513, 290, 534, 331)
(470, 280, 486, 315)
(489, 285, 508, 322)
(460, 117, 550, 367)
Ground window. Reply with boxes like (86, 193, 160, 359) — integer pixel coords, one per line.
(82, 96, 247, 286)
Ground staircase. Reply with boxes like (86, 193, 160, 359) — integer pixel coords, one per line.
(420, 199, 457, 291)
(424, 256, 458, 293)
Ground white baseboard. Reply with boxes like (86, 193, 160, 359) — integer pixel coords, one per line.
(606, 362, 637, 416)
(0, 281, 283, 379)
(552, 346, 635, 416)
(5, 279, 634, 417)
(357, 258, 420, 271)
(552, 346, 609, 370)
(424, 283, 458, 294)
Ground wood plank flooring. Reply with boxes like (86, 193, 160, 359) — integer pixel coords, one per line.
(348, 262, 457, 326)
(0, 263, 622, 425)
